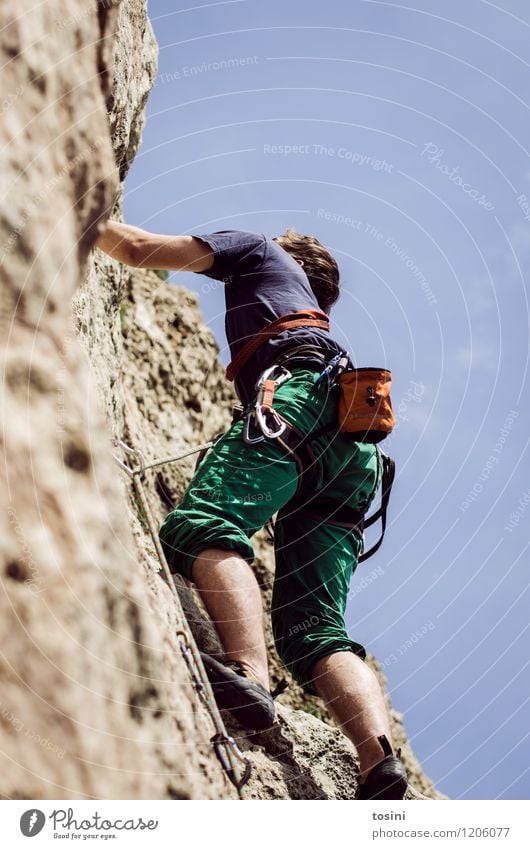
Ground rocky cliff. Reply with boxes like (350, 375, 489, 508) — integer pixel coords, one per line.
(1, 0, 442, 800)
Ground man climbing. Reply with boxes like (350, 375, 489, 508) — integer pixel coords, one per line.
(96, 220, 408, 800)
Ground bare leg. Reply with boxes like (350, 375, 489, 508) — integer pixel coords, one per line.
(313, 651, 394, 779)
(192, 548, 270, 690)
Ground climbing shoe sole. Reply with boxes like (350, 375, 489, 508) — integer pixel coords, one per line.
(200, 652, 276, 732)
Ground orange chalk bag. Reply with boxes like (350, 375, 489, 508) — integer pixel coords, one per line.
(337, 367, 395, 443)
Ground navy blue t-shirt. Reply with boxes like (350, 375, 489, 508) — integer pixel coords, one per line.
(193, 230, 343, 404)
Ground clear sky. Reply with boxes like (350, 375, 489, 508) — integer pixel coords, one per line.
(124, 0, 529, 800)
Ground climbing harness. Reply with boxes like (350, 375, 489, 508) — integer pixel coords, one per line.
(224, 307, 397, 560)
(235, 347, 396, 563)
(226, 309, 395, 444)
(225, 308, 330, 381)
(112, 439, 252, 798)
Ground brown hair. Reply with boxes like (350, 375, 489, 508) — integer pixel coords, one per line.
(273, 228, 340, 313)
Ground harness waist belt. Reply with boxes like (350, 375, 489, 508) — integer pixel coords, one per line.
(268, 343, 339, 372)
(226, 309, 330, 382)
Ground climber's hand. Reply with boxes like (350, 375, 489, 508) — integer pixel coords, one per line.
(95, 220, 214, 272)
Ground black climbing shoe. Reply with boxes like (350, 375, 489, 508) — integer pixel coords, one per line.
(200, 652, 285, 732)
(356, 735, 408, 800)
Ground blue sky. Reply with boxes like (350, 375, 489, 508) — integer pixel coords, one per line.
(124, 0, 529, 800)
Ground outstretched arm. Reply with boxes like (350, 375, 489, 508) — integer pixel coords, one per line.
(95, 220, 214, 272)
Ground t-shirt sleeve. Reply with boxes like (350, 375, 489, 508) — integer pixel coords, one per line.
(192, 230, 267, 282)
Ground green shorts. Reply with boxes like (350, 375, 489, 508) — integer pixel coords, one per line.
(159, 368, 382, 693)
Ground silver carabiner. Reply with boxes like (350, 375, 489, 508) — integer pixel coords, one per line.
(114, 440, 147, 478)
(242, 365, 292, 443)
(255, 405, 286, 439)
(256, 364, 292, 393)
(243, 410, 265, 444)
(253, 365, 291, 439)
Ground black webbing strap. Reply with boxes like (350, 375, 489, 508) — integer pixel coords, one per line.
(280, 450, 395, 564)
(358, 453, 395, 563)
(275, 416, 319, 496)
(269, 343, 331, 371)
(299, 503, 365, 538)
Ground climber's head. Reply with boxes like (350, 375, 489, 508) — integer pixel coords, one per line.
(273, 228, 340, 314)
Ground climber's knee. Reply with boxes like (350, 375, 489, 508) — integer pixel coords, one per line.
(272, 607, 366, 695)
(159, 507, 255, 581)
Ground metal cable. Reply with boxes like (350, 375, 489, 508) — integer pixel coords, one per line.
(112, 440, 252, 797)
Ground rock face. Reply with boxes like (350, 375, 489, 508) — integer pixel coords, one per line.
(0, 0, 443, 800)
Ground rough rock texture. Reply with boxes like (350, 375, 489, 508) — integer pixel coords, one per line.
(0, 0, 227, 801)
(0, 0, 443, 799)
